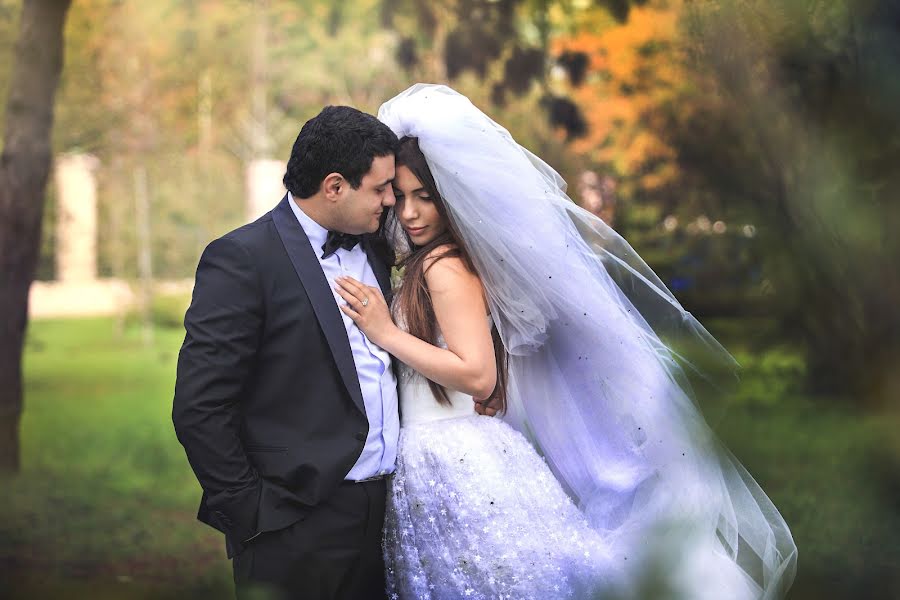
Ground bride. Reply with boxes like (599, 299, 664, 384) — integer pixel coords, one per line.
(336, 84, 797, 599)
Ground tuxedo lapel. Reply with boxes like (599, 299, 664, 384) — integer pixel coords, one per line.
(271, 195, 366, 414)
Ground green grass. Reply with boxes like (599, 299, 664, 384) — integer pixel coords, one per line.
(1, 318, 231, 598)
(1, 317, 897, 598)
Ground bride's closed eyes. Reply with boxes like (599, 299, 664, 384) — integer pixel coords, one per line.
(393, 188, 432, 203)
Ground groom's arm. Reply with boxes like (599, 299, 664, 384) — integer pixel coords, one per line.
(173, 235, 263, 546)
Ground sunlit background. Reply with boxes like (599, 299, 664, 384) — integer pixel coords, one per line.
(0, 0, 898, 598)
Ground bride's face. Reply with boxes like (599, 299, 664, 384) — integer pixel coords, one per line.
(393, 165, 447, 246)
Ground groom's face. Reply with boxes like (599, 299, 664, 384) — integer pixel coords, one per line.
(336, 154, 396, 235)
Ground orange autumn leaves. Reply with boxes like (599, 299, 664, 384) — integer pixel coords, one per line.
(553, 2, 686, 191)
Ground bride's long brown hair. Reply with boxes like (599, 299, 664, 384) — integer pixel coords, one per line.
(391, 136, 508, 411)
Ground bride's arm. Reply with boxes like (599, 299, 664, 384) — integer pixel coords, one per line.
(335, 256, 497, 399)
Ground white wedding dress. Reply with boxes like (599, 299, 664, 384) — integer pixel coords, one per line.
(378, 85, 796, 600)
(383, 319, 620, 600)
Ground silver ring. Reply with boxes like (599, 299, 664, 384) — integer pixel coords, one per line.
(361, 297, 369, 307)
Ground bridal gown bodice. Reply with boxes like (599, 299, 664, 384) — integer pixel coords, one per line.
(396, 328, 479, 427)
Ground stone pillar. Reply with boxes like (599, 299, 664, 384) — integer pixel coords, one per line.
(55, 153, 100, 282)
(246, 159, 285, 222)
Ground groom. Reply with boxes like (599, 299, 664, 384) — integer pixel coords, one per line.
(173, 106, 402, 599)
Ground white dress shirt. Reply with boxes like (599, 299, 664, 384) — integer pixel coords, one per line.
(288, 192, 399, 480)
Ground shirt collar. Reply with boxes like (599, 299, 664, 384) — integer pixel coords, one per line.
(287, 191, 328, 252)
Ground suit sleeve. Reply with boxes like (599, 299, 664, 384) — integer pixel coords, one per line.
(172, 236, 263, 544)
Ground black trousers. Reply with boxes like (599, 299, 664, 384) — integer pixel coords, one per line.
(234, 479, 387, 600)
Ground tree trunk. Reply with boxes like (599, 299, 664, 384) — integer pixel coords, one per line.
(0, 0, 72, 474)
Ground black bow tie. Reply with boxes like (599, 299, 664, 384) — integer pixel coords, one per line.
(321, 231, 362, 259)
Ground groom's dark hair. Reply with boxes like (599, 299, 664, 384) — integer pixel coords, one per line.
(284, 105, 399, 199)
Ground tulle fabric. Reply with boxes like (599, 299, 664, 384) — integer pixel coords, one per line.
(378, 84, 796, 598)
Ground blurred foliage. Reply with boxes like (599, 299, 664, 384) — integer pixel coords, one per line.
(4, 0, 595, 280)
(0, 0, 654, 279)
(550, 0, 900, 403)
(665, 0, 900, 402)
(552, 1, 684, 194)
(3, 0, 897, 401)
(13, 0, 417, 281)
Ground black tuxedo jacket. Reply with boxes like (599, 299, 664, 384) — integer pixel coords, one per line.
(173, 195, 393, 557)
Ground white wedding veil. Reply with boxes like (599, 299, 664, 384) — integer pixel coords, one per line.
(378, 84, 796, 599)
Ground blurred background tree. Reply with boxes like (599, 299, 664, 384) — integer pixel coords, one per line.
(667, 0, 900, 403)
(0, 0, 72, 473)
(549, 0, 900, 404)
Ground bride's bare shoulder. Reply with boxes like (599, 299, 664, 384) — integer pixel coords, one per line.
(423, 245, 481, 293)
(422, 244, 466, 272)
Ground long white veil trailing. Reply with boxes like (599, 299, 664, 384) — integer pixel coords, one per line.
(378, 84, 796, 599)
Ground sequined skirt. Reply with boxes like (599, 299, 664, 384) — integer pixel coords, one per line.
(383, 415, 617, 600)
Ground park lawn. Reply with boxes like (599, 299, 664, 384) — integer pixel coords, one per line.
(0, 316, 897, 598)
(1, 318, 231, 598)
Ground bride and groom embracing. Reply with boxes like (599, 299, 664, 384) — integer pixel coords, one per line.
(173, 84, 796, 600)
